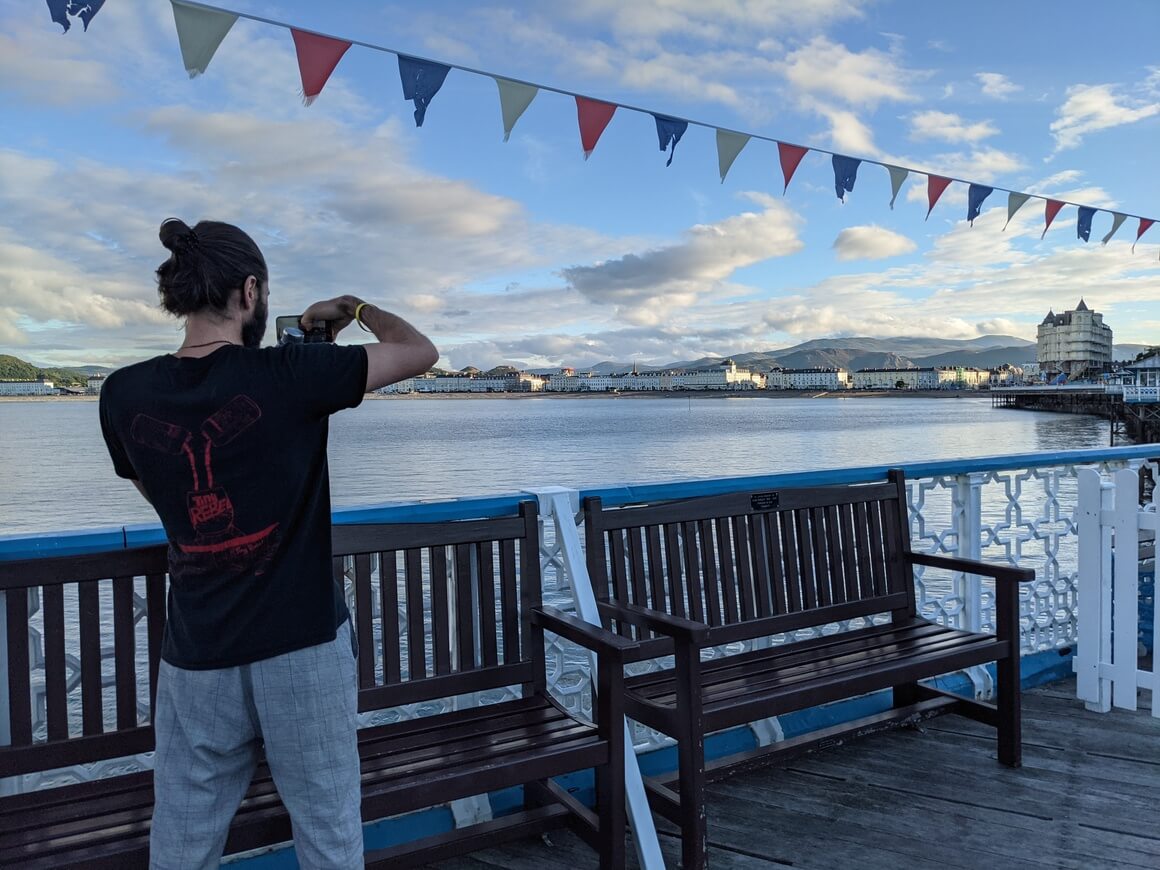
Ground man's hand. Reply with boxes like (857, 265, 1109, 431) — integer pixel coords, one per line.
(300, 295, 360, 335)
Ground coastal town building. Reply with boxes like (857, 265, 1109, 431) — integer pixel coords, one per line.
(1037, 299, 1113, 381)
(0, 378, 56, 396)
(86, 374, 105, 395)
(851, 367, 989, 390)
(545, 360, 764, 392)
(767, 367, 851, 390)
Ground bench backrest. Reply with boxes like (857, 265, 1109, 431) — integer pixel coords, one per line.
(0, 501, 542, 780)
(333, 501, 545, 711)
(584, 471, 915, 652)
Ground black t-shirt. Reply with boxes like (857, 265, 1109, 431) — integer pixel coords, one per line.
(99, 342, 368, 669)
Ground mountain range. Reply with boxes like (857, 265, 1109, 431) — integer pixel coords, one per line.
(569, 336, 1152, 375)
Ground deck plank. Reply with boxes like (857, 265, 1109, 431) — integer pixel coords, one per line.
(429, 679, 1160, 869)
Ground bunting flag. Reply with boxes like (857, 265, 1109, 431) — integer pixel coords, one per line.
(886, 165, 908, 209)
(1003, 192, 1031, 230)
(170, 0, 237, 79)
(967, 184, 993, 225)
(47, 0, 105, 32)
(1041, 199, 1065, 239)
(654, 115, 688, 167)
(777, 142, 809, 194)
(494, 78, 537, 141)
(832, 155, 861, 202)
(716, 130, 749, 183)
(926, 175, 952, 220)
(155, 1, 1160, 262)
(1077, 206, 1096, 242)
(576, 97, 617, 160)
(291, 29, 351, 105)
(398, 56, 450, 127)
(1102, 212, 1127, 244)
(1132, 218, 1155, 252)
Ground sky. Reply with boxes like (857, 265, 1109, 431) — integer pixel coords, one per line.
(1, 0, 1159, 371)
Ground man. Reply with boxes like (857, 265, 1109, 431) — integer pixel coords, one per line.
(99, 218, 438, 869)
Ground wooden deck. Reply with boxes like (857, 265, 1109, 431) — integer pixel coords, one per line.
(432, 679, 1159, 869)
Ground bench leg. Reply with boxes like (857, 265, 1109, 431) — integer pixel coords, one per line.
(996, 653, 1022, 768)
(674, 647, 707, 870)
(892, 680, 922, 709)
(595, 746, 626, 869)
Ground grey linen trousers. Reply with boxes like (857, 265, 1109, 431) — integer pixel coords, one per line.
(149, 620, 363, 869)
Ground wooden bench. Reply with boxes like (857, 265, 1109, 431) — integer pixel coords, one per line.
(0, 501, 634, 868)
(583, 470, 1034, 870)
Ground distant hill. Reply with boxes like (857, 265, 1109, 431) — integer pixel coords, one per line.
(0, 354, 98, 387)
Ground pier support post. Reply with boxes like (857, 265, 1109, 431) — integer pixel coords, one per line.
(954, 472, 994, 698)
(525, 487, 664, 870)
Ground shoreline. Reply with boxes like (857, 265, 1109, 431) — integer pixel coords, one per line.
(2, 389, 990, 403)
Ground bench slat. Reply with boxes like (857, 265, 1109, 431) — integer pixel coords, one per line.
(403, 547, 425, 680)
(112, 576, 137, 731)
(42, 584, 68, 742)
(78, 580, 102, 737)
(145, 573, 165, 717)
(5, 588, 32, 746)
(477, 541, 498, 669)
(354, 553, 376, 689)
(431, 545, 451, 676)
(379, 550, 401, 684)
(499, 539, 520, 664)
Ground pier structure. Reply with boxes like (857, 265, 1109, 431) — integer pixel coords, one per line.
(3, 445, 1159, 867)
(992, 384, 1160, 445)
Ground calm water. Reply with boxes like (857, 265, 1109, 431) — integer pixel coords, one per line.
(0, 395, 1109, 536)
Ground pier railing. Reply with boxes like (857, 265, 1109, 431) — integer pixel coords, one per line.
(1075, 467, 1159, 716)
(3, 444, 1160, 798)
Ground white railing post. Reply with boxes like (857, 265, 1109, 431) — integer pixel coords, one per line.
(525, 487, 664, 870)
(953, 472, 992, 697)
(1112, 468, 1141, 711)
(1075, 468, 1112, 711)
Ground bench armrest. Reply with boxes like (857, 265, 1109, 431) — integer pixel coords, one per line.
(597, 600, 710, 645)
(907, 552, 1035, 584)
(531, 606, 638, 660)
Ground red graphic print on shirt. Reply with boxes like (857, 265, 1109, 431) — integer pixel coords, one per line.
(130, 395, 279, 574)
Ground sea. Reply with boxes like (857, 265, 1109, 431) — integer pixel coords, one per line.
(0, 395, 1110, 538)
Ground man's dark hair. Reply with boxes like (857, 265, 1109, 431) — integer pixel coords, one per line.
(156, 219, 268, 316)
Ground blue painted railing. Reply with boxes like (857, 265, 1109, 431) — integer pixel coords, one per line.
(3, 444, 1158, 561)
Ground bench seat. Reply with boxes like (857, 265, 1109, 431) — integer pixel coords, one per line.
(625, 621, 1006, 732)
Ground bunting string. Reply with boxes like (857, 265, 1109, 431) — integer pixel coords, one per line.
(153, 0, 1160, 256)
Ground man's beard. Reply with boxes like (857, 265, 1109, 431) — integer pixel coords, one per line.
(242, 294, 268, 349)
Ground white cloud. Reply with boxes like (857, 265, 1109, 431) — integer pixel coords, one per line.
(781, 36, 922, 109)
(1050, 82, 1160, 153)
(909, 110, 998, 143)
(562, 195, 803, 323)
(815, 104, 880, 155)
(976, 72, 1021, 99)
(832, 226, 917, 261)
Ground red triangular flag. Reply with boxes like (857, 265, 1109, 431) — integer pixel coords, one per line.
(1133, 218, 1155, 252)
(1041, 199, 1065, 239)
(925, 175, 952, 220)
(291, 29, 351, 105)
(777, 142, 809, 195)
(576, 97, 617, 160)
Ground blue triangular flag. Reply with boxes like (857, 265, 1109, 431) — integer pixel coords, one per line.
(832, 155, 861, 202)
(967, 184, 993, 225)
(1077, 206, 1096, 242)
(46, 0, 105, 32)
(653, 114, 688, 167)
(398, 55, 451, 127)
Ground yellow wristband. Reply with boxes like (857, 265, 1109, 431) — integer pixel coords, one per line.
(353, 302, 372, 332)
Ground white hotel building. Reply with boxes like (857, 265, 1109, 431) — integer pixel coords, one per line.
(546, 361, 764, 392)
(852, 367, 989, 390)
(0, 379, 56, 396)
(1036, 299, 1113, 380)
(767, 368, 851, 390)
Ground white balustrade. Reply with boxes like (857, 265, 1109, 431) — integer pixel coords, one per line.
(1074, 468, 1160, 716)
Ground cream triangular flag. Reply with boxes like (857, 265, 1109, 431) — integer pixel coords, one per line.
(716, 129, 749, 183)
(170, 0, 237, 79)
(1102, 212, 1127, 245)
(1003, 192, 1031, 230)
(886, 165, 908, 209)
(495, 78, 538, 142)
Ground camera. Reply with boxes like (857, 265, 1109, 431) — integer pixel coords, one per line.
(275, 315, 334, 346)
